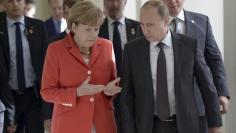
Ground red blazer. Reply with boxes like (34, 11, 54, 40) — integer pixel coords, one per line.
(41, 33, 117, 133)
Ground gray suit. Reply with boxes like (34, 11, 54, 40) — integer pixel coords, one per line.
(120, 32, 222, 133)
(184, 11, 229, 116)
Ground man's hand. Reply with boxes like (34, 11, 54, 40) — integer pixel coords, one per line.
(44, 119, 52, 132)
(104, 78, 122, 96)
(219, 96, 230, 114)
(208, 127, 222, 133)
(7, 124, 17, 133)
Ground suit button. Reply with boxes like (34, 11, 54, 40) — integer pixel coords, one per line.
(90, 97, 94, 102)
(87, 70, 92, 75)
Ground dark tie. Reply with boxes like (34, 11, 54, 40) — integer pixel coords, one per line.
(171, 18, 179, 33)
(156, 42, 170, 120)
(15, 22, 26, 91)
(112, 21, 122, 76)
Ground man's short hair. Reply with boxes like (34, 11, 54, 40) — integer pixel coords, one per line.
(141, 0, 169, 20)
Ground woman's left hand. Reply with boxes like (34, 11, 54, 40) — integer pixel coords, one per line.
(104, 78, 122, 96)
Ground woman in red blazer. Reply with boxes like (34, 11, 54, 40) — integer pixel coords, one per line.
(40, 1, 121, 133)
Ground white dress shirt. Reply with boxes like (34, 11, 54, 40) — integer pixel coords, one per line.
(150, 31, 176, 116)
(169, 9, 185, 34)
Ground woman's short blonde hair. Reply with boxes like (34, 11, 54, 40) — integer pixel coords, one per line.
(67, 1, 103, 29)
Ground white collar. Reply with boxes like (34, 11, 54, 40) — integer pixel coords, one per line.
(107, 16, 126, 26)
(7, 16, 25, 27)
(176, 9, 185, 22)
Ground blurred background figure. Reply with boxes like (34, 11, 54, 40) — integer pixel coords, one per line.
(44, 0, 67, 38)
(0, 0, 5, 12)
(0, 0, 47, 132)
(24, 0, 36, 18)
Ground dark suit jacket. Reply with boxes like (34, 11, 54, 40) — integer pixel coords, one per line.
(184, 10, 229, 116)
(0, 11, 48, 97)
(0, 45, 15, 125)
(98, 17, 140, 132)
(99, 18, 140, 43)
(44, 17, 58, 38)
(42, 31, 67, 121)
(120, 33, 222, 133)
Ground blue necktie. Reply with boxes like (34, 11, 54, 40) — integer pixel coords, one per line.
(156, 42, 170, 120)
(112, 21, 122, 77)
(15, 22, 26, 91)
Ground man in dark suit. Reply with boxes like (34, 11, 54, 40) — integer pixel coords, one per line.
(120, 1, 222, 133)
(0, 45, 16, 133)
(161, 0, 230, 132)
(44, 0, 67, 38)
(98, 1, 140, 131)
(0, 0, 47, 132)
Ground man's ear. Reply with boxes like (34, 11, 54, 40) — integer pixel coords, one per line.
(71, 22, 77, 33)
(164, 16, 170, 26)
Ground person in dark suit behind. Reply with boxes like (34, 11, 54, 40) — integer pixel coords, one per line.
(42, 0, 77, 132)
(0, 46, 16, 133)
(120, 1, 222, 133)
(0, 0, 47, 132)
(98, 0, 140, 131)
(160, 0, 230, 132)
(44, 0, 67, 38)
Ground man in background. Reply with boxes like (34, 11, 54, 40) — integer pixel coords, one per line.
(24, 0, 36, 18)
(0, 0, 47, 132)
(44, 0, 67, 38)
(160, 0, 230, 132)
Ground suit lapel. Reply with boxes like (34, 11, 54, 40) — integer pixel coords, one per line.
(65, 34, 102, 67)
(185, 11, 202, 38)
(0, 12, 10, 69)
(89, 43, 101, 66)
(98, 18, 109, 39)
(125, 18, 137, 41)
(140, 38, 154, 98)
(172, 32, 184, 75)
(65, 36, 87, 67)
(24, 17, 40, 65)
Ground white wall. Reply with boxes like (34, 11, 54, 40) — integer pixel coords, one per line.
(224, 0, 236, 133)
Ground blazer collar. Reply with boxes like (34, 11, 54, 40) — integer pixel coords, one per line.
(171, 31, 184, 69)
(64, 32, 102, 67)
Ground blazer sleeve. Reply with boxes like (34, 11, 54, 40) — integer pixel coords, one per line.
(40, 44, 77, 107)
(204, 17, 229, 97)
(194, 40, 222, 127)
(120, 45, 136, 133)
(0, 62, 15, 125)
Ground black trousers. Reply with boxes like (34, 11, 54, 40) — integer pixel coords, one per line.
(199, 116, 208, 133)
(152, 116, 178, 133)
(11, 88, 44, 133)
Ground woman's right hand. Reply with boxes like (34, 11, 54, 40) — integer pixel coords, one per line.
(77, 76, 105, 97)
